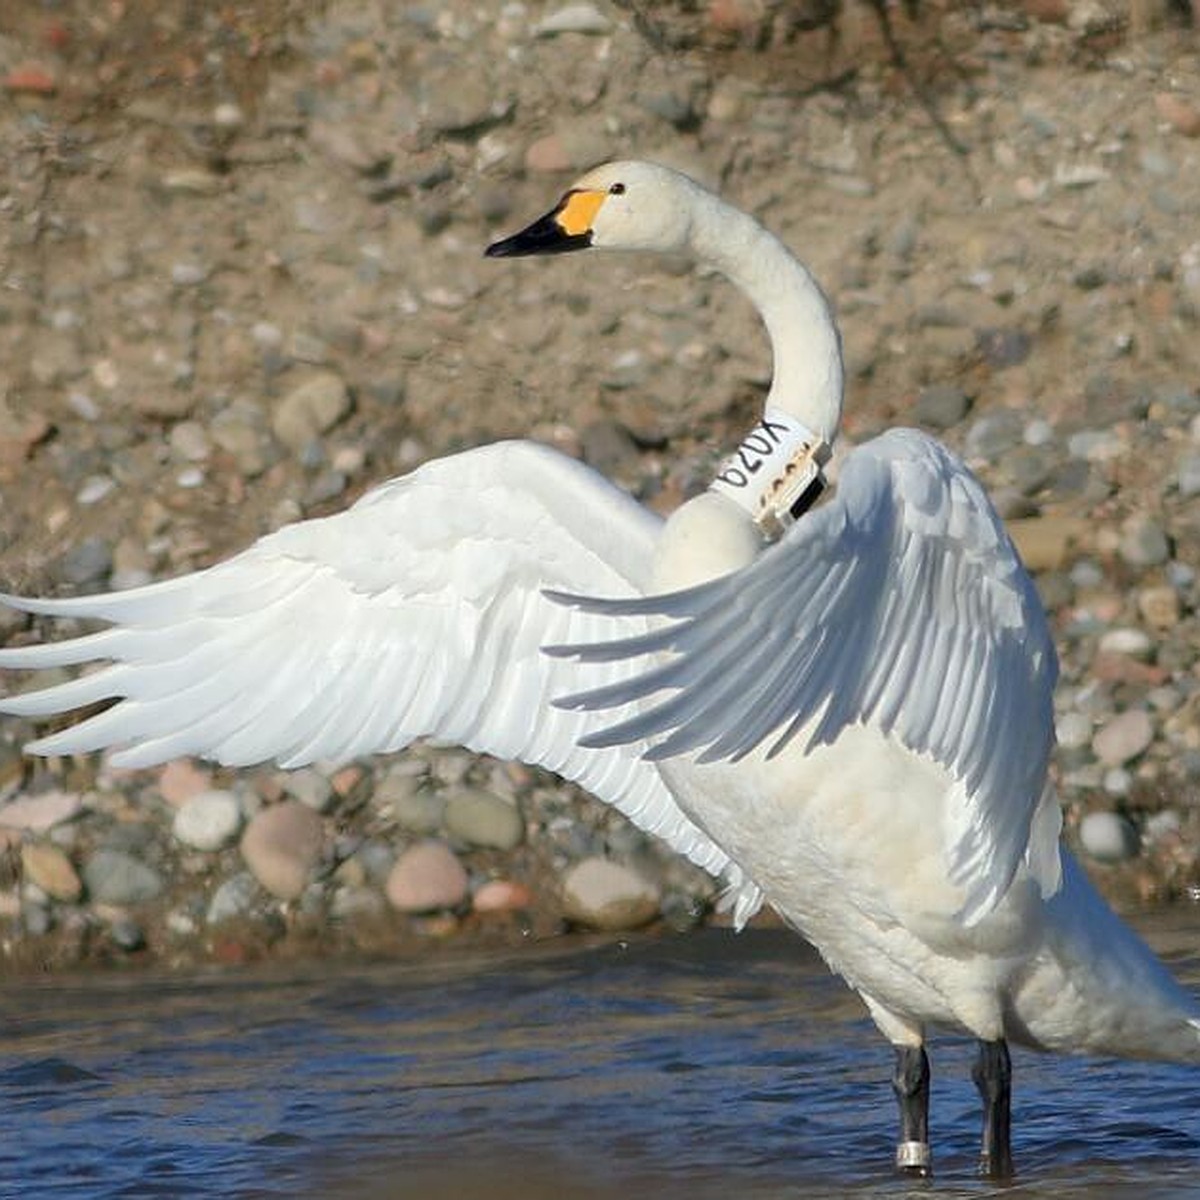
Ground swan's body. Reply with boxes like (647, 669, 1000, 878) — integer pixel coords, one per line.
(1, 161, 1197, 1176)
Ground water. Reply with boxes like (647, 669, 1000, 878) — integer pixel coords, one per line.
(2, 923, 1199, 1199)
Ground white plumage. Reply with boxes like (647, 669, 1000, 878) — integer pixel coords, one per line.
(1, 160, 1196, 1177)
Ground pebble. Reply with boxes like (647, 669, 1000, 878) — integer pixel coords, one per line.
(56, 537, 112, 587)
(156, 760, 215, 806)
(0, 790, 83, 833)
(1119, 515, 1170, 568)
(385, 841, 469, 913)
(1096, 628, 1153, 661)
(560, 858, 661, 931)
(285, 769, 336, 814)
(445, 788, 524, 850)
(1055, 711, 1093, 751)
(239, 801, 325, 900)
(21, 842, 83, 903)
(1078, 811, 1139, 864)
(1138, 585, 1180, 630)
(534, 3, 612, 36)
(472, 878, 535, 914)
(1092, 709, 1155, 766)
(82, 850, 165, 905)
(173, 790, 243, 852)
(272, 371, 352, 452)
(914, 383, 970, 430)
(1177, 452, 1200, 498)
(206, 872, 260, 925)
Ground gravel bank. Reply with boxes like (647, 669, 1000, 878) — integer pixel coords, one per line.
(2, 0, 1200, 972)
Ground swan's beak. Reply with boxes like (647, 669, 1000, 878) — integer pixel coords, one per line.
(485, 189, 604, 257)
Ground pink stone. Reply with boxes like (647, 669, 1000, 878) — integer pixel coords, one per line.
(385, 841, 468, 913)
(156, 759, 214, 807)
(239, 801, 324, 900)
(472, 878, 534, 914)
(0, 789, 82, 833)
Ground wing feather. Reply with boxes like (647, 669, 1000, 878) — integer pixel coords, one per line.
(0, 440, 762, 916)
(551, 428, 1059, 920)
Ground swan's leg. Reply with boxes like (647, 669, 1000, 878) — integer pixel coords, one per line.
(972, 1038, 1013, 1179)
(892, 1044, 931, 1176)
(860, 994, 931, 1174)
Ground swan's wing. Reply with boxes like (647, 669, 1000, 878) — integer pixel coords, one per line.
(0, 440, 762, 917)
(549, 428, 1059, 924)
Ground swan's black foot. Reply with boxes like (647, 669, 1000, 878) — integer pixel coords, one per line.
(972, 1038, 1013, 1180)
(892, 1044, 931, 1177)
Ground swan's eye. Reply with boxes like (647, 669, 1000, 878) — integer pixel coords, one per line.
(609, 182, 625, 195)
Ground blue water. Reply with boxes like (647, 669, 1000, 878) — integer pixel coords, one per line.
(2, 925, 1199, 1199)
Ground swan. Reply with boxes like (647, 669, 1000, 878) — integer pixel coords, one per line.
(1, 160, 1197, 1179)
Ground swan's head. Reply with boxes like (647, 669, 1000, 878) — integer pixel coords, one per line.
(485, 161, 696, 258)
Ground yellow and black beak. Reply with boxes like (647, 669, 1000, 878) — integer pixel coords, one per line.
(485, 189, 606, 258)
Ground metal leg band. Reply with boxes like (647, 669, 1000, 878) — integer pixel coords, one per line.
(896, 1140, 932, 1170)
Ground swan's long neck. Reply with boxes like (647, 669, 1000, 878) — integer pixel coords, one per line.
(689, 197, 844, 444)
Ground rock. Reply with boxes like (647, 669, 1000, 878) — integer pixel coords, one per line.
(525, 134, 572, 174)
(579, 419, 641, 477)
(1138, 585, 1180, 630)
(1119, 515, 1170, 568)
(156, 760, 214, 806)
(1091, 710, 1154, 766)
(560, 858, 661, 931)
(1096, 627, 1153, 661)
(444, 788, 524, 850)
(473, 878, 535, 913)
(108, 916, 146, 952)
(914, 383, 970, 430)
(1078, 811, 1139, 864)
(1055, 711, 1093, 751)
(239, 801, 325, 900)
(385, 841, 469, 913)
(272, 372, 352, 452)
(56, 537, 112, 587)
(82, 850, 165, 905)
(4, 64, 56, 95)
(534, 3, 613, 35)
(21, 842, 82, 902)
(285, 769, 335, 813)
(206, 872, 260, 925)
(173, 790, 243, 851)
(1155, 93, 1200, 138)
(965, 409, 1024, 459)
(0, 790, 83, 833)
(1177, 452, 1200, 499)
(1007, 516, 1089, 572)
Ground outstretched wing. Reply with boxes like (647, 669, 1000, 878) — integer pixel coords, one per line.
(0, 440, 761, 916)
(549, 428, 1059, 923)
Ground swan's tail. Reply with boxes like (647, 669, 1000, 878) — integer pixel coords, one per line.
(1011, 851, 1200, 1064)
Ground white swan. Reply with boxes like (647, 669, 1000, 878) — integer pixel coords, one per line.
(1, 161, 1197, 1178)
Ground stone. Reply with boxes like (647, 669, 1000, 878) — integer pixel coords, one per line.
(206, 872, 260, 925)
(1055, 711, 1093, 751)
(272, 372, 352, 452)
(1176, 453, 1200, 499)
(1119, 516, 1170, 568)
(156, 760, 214, 806)
(534, 3, 613, 35)
(560, 858, 661, 931)
(1078, 811, 1139, 864)
(1155, 92, 1200, 138)
(173, 790, 243, 852)
(239, 801, 325, 900)
(914, 383, 970, 430)
(21, 842, 82, 902)
(385, 841, 469, 913)
(56, 537, 112, 587)
(1096, 628, 1153, 661)
(444, 788, 524, 850)
(1138, 585, 1180, 630)
(472, 878, 535, 913)
(285, 769, 335, 813)
(1006, 516, 1089, 572)
(0, 790, 82, 833)
(82, 850, 165, 905)
(1091, 710, 1154, 766)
